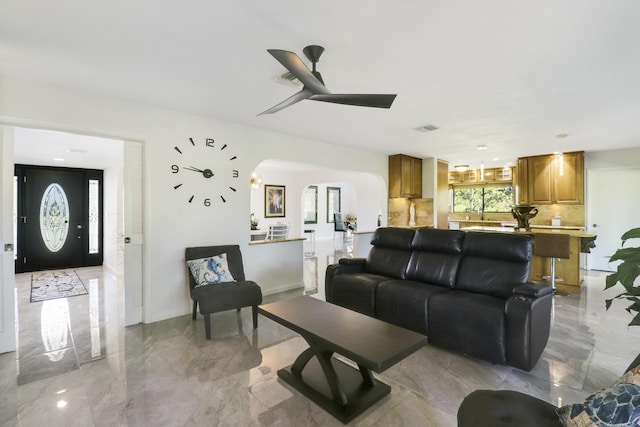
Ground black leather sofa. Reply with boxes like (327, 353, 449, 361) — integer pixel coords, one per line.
(325, 227, 554, 371)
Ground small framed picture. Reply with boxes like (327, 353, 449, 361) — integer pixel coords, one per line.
(265, 185, 286, 218)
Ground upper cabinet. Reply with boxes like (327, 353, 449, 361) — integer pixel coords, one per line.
(518, 151, 584, 205)
(389, 154, 422, 198)
(448, 167, 513, 184)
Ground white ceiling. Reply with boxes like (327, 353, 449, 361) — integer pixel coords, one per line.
(2, 1, 640, 170)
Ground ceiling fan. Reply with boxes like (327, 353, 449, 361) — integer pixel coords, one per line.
(259, 45, 397, 115)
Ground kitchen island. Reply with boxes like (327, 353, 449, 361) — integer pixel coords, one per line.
(462, 226, 596, 288)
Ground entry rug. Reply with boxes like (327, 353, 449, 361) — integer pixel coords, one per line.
(30, 270, 88, 303)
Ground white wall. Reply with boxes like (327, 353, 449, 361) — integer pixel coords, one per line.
(585, 147, 640, 169)
(0, 127, 16, 353)
(0, 76, 389, 326)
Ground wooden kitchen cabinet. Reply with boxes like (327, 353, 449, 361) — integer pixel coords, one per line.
(449, 167, 514, 185)
(516, 157, 529, 205)
(522, 151, 583, 205)
(389, 154, 422, 198)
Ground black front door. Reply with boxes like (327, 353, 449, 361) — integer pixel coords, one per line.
(15, 165, 103, 273)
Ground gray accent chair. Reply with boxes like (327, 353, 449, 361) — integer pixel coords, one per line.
(185, 245, 262, 339)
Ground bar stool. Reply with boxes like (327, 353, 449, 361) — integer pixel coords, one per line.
(533, 233, 571, 290)
(303, 229, 315, 256)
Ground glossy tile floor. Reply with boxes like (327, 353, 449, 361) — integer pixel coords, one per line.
(2, 239, 640, 426)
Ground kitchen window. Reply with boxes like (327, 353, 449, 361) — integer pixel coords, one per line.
(452, 184, 514, 213)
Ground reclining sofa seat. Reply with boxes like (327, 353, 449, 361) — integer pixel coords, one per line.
(326, 227, 415, 316)
(429, 231, 551, 370)
(325, 227, 554, 371)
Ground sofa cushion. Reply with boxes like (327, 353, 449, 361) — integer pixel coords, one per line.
(330, 273, 390, 316)
(405, 228, 465, 287)
(428, 290, 507, 365)
(411, 228, 466, 253)
(376, 280, 450, 335)
(456, 232, 533, 298)
(364, 227, 415, 278)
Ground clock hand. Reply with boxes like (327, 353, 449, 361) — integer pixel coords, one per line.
(184, 166, 214, 179)
(184, 166, 204, 173)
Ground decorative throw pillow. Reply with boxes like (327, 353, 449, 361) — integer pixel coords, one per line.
(556, 366, 640, 426)
(187, 254, 235, 287)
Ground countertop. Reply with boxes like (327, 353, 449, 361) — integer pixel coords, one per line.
(462, 226, 595, 238)
(450, 219, 585, 231)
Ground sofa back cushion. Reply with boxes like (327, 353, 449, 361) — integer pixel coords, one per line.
(406, 228, 465, 288)
(455, 232, 533, 298)
(364, 227, 415, 279)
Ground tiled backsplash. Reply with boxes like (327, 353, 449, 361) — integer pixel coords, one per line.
(388, 198, 434, 227)
(449, 204, 585, 227)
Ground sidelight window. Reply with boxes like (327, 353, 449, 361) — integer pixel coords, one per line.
(89, 180, 99, 254)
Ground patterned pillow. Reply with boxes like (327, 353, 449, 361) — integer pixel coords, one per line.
(556, 366, 640, 426)
(187, 254, 235, 287)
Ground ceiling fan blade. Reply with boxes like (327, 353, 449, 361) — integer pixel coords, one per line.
(309, 93, 397, 109)
(258, 88, 314, 115)
(267, 49, 329, 95)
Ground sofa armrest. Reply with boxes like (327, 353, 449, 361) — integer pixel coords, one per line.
(505, 288, 553, 371)
(513, 282, 554, 298)
(339, 257, 367, 265)
(325, 260, 367, 303)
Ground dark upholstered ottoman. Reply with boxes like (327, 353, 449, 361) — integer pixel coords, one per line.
(457, 389, 562, 427)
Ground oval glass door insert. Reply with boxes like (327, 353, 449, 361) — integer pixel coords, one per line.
(39, 183, 70, 252)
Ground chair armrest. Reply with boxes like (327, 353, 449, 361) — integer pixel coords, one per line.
(513, 282, 554, 298)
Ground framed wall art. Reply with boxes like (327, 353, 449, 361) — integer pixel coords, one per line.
(265, 185, 286, 218)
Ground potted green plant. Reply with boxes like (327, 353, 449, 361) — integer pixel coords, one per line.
(605, 227, 640, 326)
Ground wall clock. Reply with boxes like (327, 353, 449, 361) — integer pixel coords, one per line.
(171, 137, 239, 206)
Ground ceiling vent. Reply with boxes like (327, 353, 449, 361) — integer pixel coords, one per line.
(275, 71, 302, 87)
(414, 124, 439, 132)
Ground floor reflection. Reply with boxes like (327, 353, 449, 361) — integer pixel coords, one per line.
(40, 299, 70, 362)
(15, 267, 108, 385)
(2, 241, 640, 426)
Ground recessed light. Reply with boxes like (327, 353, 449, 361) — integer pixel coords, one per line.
(53, 158, 65, 162)
(477, 144, 488, 150)
(555, 133, 568, 139)
(492, 157, 499, 161)
(67, 148, 88, 154)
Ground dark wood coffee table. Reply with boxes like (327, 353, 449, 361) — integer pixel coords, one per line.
(258, 296, 427, 423)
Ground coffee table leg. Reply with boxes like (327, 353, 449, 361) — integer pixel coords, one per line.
(290, 347, 316, 377)
(292, 339, 348, 406)
(358, 363, 376, 386)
